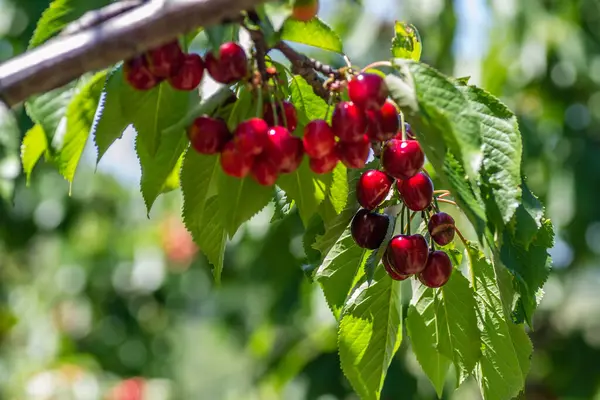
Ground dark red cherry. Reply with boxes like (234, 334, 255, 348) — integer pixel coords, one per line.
(123, 56, 160, 90)
(187, 116, 231, 154)
(336, 135, 370, 169)
(220, 141, 254, 178)
(264, 101, 298, 132)
(428, 212, 456, 246)
(366, 100, 399, 142)
(347, 73, 388, 110)
(331, 101, 367, 142)
(234, 118, 269, 156)
(418, 251, 452, 288)
(350, 209, 389, 249)
(146, 40, 184, 78)
(168, 53, 204, 90)
(251, 155, 279, 186)
(356, 169, 393, 210)
(381, 139, 424, 180)
(386, 234, 429, 275)
(279, 136, 304, 174)
(205, 42, 248, 84)
(263, 127, 302, 173)
(303, 120, 336, 158)
(397, 172, 434, 211)
(309, 152, 338, 174)
(383, 249, 409, 281)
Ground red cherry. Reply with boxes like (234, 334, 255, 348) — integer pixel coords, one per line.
(292, 0, 319, 21)
(168, 53, 204, 91)
(309, 152, 338, 174)
(347, 73, 388, 110)
(263, 126, 302, 173)
(123, 56, 160, 90)
(418, 251, 453, 288)
(366, 100, 399, 142)
(383, 249, 409, 281)
(187, 116, 231, 154)
(220, 141, 254, 178)
(146, 40, 184, 78)
(264, 101, 298, 132)
(234, 118, 269, 156)
(381, 139, 424, 180)
(331, 101, 367, 142)
(303, 120, 336, 158)
(356, 169, 393, 210)
(280, 136, 304, 174)
(397, 171, 434, 211)
(428, 212, 456, 246)
(350, 209, 389, 249)
(393, 122, 417, 141)
(336, 134, 370, 169)
(251, 155, 279, 186)
(386, 234, 429, 275)
(205, 42, 248, 84)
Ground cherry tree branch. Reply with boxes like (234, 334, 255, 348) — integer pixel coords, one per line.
(0, 0, 267, 107)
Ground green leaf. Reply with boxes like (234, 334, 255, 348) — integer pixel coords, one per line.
(277, 159, 331, 226)
(0, 103, 21, 201)
(271, 187, 295, 223)
(339, 267, 402, 400)
(20, 125, 48, 185)
(290, 75, 330, 126)
(280, 17, 343, 53)
(303, 214, 325, 264)
(391, 21, 422, 61)
(328, 164, 349, 215)
(512, 181, 544, 249)
(193, 196, 228, 282)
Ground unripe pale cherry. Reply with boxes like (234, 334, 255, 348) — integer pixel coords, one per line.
(146, 40, 185, 78)
(386, 234, 429, 275)
(351, 209, 389, 250)
(331, 101, 367, 142)
(292, 0, 319, 21)
(303, 120, 336, 158)
(356, 169, 394, 210)
(187, 116, 231, 154)
(168, 53, 204, 91)
(418, 251, 452, 288)
(397, 171, 434, 211)
(347, 73, 389, 110)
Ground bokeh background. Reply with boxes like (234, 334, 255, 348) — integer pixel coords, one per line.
(0, 0, 599, 398)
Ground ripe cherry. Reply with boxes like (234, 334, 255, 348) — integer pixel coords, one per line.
(366, 100, 399, 142)
(350, 209, 389, 250)
(292, 0, 319, 21)
(264, 101, 298, 132)
(303, 120, 336, 158)
(146, 40, 184, 78)
(168, 53, 204, 91)
(309, 152, 338, 174)
(251, 155, 279, 186)
(220, 141, 254, 178)
(205, 42, 248, 84)
(386, 234, 429, 275)
(418, 251, 452, 288)
(124, 56, 160, 90)
(280, 136, 304, 174)
(381, 139, 424, 180)
(356, 169, 393, 210)
(264, 127, 303, 173)
(428, 212, 456, 246)
(331, 101, 367, 142)
(347, 73, 388, 110)
(187, 116, 231, 154)
(336, 135, 370, 169)
(234, 118, 269, 156)
(383, 250, 409, 281)
(397, 171, 434, 211)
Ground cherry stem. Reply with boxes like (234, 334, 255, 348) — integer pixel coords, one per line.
(399, 204, 406, 235)
(256, 87, 263, 118)
(272, 78, 288, 128)
(438, 192, 451, 199)
(454, 226, 468, 248)
(268, 88, 279, 126)
(437, 198, 458, 207)
(433, 190, 450, 194)
(400, 112, 407, 141)
(324, 93, 334, 121)
(343, 54, 352, 69)
(361, 60, 393, 73)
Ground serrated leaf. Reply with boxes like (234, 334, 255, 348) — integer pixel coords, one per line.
(290, 74, 330, 126)
(338, 267, 402, 400)
(364, 214, 395, 283)
(328, 164, 349, 215)
(271, 186, 295, 223)
(20, 125, 48, 184)
(512, 181, 544, 249)
(391, 21, 422, 61)
(280, 17, 343, 53)
(303, 213, 325, 264)
(193, 196, 228, 282)
(277, 159, 331, 226)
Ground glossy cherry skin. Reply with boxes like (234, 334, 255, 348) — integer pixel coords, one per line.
(146, 40, 184, 78)
(264, 101, 298, 132)
(279, 136, 304, 174)
(347, 73, 388, 110)
(336, 135, 370, 169)
(263, 126, 303, 173)
(234, 118, 269, 156)
(124, 56, 160, 90)
(428, 212, 456, 246)
(356, 169, 394, 210)
(418, 251, 452, 288)
(220, 141, 254, 178)
(350, 209, 389, 250)
(386, 234, 429, 275)
(381, 139, 424, 180)
(168, 53, 204, 90)
(187, 116, 231, 154)
(205, 42, 248, 84)
(292, 0, 319, 21)
(331, 102, 367, 142)
(397, 172, 434, 211)
(309, 152, 338, 174)
(366, 100, 399, 142)
(383, 249, 410, 281)
(303, 120, 336, 158)
(251, 155, 279, 186)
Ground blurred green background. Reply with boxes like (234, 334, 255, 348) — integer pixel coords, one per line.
(0, 0, 599, 398)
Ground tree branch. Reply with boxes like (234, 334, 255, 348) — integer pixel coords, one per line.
(0, 0, 267, 107)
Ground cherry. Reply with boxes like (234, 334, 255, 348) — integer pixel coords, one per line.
(336, 135, 370, 169)
(331, 102, 367, 142)
(205, 42, 248, 84)
(397, 171, 434, 211)
(279, 136, 304, 174)
(309, 152, 338, 174)
(251, 155, 279, 186)
(350, 209, 389, 250)
(123, 56, 160, 90)
(383, 250, 409, 281)
(303, 120, 336, 158)
(292, 0, 319, 21)
(356, 169, 393, 210)
(381, 139, 424, 180)
(428, 212, 456, 246)
(187, 116, 231, 154)
(347, 73, 388, 110)
(393, 123, 416, 140)
(168, 53, 204, 91)
(366, 100, 399, 142)
(146, 40, 184, 78)
(264, 126, 303, 173)
(418, 251, 452, 288)
(386, 234, 429, 275)
(264, 101, 298, 132)
(234, 118, 269, 156)
(220, 141, 254, 178)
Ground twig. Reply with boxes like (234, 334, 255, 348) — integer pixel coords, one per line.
(60, 0, 144, 36)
